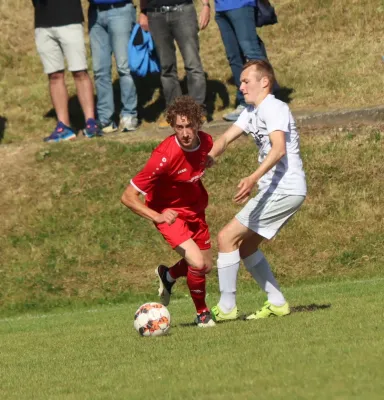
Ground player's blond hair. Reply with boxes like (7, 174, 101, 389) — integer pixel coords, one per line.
(165, 96, 204, 128)
(242, 60, 276, 90)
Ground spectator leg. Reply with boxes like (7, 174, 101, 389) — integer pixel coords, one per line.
(72, 70, 95, 121)
(48, 70, 70, 126)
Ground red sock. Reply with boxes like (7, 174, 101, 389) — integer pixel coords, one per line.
(187, 266, 208, 314)
(169, 259, 188, 279)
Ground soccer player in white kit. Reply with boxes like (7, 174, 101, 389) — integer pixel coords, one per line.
(207, 60, 307, 321)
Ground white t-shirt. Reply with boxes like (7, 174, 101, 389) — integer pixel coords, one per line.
(235, 94, 307, 196)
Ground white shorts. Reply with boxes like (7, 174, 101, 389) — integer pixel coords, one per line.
(35, 24, 87, 74)
(236, 191, 305, 240)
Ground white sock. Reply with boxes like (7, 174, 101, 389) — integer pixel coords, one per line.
(243, 250, 286, 306)
(166, 271, 176, 283)
(217, 250, 240, 313)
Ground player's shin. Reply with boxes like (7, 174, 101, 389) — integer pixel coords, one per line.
(217, 250, 240, 313)
(187, 266, 207, 314)
(243, 250, 286, 306)
(169, 258, 188, 280)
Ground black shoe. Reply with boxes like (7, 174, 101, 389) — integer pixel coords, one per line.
(195, 310, 216, 328)
(155, 265, 175, 306)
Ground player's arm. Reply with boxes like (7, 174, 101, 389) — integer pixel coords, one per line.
(234, 130, 286, 204)
(121, 185, 178, 225)
(139, 0, 149, 31)
(206, 124, 244, 167)
(199, 0, 211, 30)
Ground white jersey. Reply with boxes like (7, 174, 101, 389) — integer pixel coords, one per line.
(235, 94, 307, 196)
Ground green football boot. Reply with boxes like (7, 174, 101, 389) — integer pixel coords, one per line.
(211, 304, 239, 322)
(246, 301, 290, 320)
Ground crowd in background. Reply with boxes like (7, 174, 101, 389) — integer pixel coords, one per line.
(32, 0, 277, 142)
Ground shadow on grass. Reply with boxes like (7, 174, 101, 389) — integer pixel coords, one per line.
(0, 116, 7, 143)
(275, 86, 295, 104)
(176, 304, 331, 328)
(290, 303, 331, 313)
(43, 73, 229, 131)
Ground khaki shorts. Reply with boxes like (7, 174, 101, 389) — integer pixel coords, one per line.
(236, 191, 305, 240)
(35, 24, 87, 74)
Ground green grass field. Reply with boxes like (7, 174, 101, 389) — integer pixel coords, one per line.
(1, 127, 384, 314)
(1, 278, 383, 399)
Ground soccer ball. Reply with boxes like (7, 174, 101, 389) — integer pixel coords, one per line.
(134, 302, 171, 337)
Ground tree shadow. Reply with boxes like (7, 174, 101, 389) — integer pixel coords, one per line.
(43, 73, 230, 128)
(0, 116, 7, 143)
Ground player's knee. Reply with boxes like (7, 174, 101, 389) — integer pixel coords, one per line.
(188, 255, 206, 271)
(204, 261, 213, 274)
(191, 260, 206, 271)
(189, 264, 210, 275)
(217, 227, 233, 251)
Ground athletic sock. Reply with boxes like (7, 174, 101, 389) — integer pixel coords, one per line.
(243, 250, 286, 306)
(169, 259, 188, 280)
(217, 250, 240, 313)
(187, 266, 208, 314)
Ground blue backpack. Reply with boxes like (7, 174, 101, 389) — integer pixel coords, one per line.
(128, 24, 161, 77)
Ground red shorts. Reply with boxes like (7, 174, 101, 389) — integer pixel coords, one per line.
(155, 212, 211, 250)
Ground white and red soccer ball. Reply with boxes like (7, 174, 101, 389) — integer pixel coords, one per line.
(134, 302, 171, 337)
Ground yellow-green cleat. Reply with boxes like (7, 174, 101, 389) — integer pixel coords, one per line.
(211, 304, 239, 322)
(246, 301, 290, 320)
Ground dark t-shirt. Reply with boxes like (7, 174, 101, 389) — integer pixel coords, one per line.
(32, 0, 84, 28)
(146, 0, 192, 9)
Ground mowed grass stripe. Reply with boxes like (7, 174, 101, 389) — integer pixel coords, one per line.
(0, 275, 383, 324)
(1, 280, 383, 400)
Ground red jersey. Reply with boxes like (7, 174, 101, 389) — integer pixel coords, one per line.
(131, 131, 213, 218)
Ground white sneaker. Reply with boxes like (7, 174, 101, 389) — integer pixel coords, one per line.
(119, 115, 138, 132)
(223, 105, 246, 122)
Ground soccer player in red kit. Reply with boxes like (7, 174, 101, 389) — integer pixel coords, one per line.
(121, 96, 216, 327)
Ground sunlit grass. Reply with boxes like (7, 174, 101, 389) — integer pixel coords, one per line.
(0, 127, 383, 313)
(1, 278, 383, 399)
(1, 0, 384, 143)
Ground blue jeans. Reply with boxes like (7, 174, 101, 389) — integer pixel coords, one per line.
(148, 3, 206, 106)
(88, 3, 137, 125)
(215, 6, 267, 107)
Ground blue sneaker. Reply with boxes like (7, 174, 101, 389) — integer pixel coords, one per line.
(43, 122, 76, 143)
(83, 118, 102, 138)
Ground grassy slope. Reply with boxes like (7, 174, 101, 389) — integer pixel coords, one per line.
(1, 278, 383, 399)
(0, 127, 383, 314)
(1, 0, 384, 143)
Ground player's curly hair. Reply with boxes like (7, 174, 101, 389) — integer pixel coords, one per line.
(165, 96, 204, 128)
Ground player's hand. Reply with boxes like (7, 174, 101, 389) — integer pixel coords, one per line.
(155, 209, 178, 225)
(233, 176, 257, 204)
(205, 154, 215, 168)
(199, 5, 210, 30)
(139, 13, 149, 32)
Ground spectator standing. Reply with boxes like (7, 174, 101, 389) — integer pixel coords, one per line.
(215, 0, 272, 122)
(139, 0, 210, 128)
(32, 0, 101, 142)
(88, 0, 138, 133)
